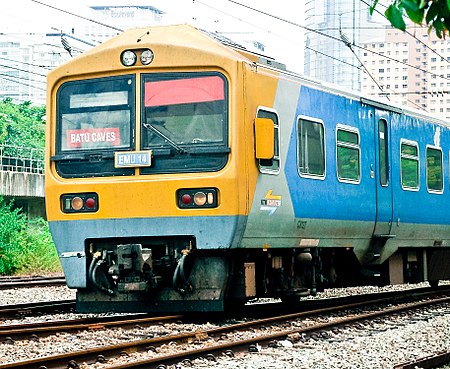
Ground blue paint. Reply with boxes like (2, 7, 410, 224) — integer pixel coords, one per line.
(285, 86, 450, 226)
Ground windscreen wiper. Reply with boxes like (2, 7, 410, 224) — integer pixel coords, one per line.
(143, 122, 187, 154)
(51, 152, 114, 162)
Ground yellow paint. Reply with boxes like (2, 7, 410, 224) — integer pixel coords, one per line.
(265, 189, 282, 200)
(45, 25, 280, 222)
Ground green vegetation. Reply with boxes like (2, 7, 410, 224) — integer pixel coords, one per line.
(0, 99, 59, 275)
(371, 0, 450, 38)
(0, 197, 60, 275)
(0, 98, 46, 155)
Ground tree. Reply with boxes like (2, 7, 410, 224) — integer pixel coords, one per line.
(371, 0, 450, 38)
(0, 98, 46, 158)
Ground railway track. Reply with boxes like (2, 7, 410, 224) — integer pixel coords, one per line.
(0, 275, 65, 289)
(394, 351, 450, 369)
(0, 300, 76, 319)
(0, 313, 184, 340)
(2, 287, 450, 369)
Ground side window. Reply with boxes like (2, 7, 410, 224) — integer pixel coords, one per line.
(400, 140, 419, 190)
(257, 108, 280, 174)
(298, 116, 325, 178)
(426, 146, 443, 193)
(336, 126, 360, 183)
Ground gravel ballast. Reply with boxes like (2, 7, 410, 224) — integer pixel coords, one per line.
(1, 282, 449, 368)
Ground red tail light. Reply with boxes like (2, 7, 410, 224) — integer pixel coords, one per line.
(177, 188, 218, 209)
(61, 193, 99, 213)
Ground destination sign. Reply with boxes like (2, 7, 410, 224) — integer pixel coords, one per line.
(114, 151, 152, 168)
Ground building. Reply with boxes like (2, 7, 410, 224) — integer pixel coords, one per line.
(361, 26, 450, 120)
(304, 0, 386, 91)
(0, 4, 165, 106)
(0, 35, 60, 105)
(84, 5, 164, 44)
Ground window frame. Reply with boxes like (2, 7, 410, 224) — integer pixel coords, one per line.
(335, 124, 361, 184)
(297, 115, 326, 180)
(426, 145, 444, 194)
(256, 106, 280, 175)
(400, 139, 420, 191)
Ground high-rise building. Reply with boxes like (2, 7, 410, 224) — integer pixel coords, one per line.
(304, 0, 387, 91)
(361, 26, 450, 120)
(304, 0, 450, 120)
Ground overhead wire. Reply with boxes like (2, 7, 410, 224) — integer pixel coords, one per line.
(0, 74, 46, 91)
(0, 64, 47, 78)
(196, 0, 427, 109)
(216, 0, 449, 111)
(0, 56, 53, 71)
(29, 0, 124, 33)
(218, 0, 450, 82)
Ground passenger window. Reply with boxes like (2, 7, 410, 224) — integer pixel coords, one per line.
(336, 126, 360, 183)
(400, 140, 419, 190)
(426, 146, 443, 193)
(257, 108, 280, 174)
(378, 119, 389, 186)
(298, 117, 325, 178)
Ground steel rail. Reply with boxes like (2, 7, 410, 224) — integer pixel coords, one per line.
(0, 314, 184, 340)
(0, 276, 66, 290)
(0, 300, 76, 318)
(393, 350, 450, 369)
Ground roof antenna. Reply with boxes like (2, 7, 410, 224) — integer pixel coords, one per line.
(61, 34, 73, 57)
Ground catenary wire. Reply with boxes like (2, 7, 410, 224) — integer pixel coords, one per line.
(29, 0, 124, 33)
(215, 0, 450, 82)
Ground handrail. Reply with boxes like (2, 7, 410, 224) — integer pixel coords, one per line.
(0, 145, 44, 174)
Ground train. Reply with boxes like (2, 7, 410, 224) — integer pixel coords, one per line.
(45, 24, 450, 313)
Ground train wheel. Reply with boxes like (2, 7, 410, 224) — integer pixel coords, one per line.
(429, 280, 439, 288)
(280, 288, 310, 303)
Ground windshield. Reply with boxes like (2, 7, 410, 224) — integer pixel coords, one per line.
(139, 73, 229, 174)
(54, 75, 135, 178)
(57, 75, 134, 153)
(141, 74, 227, 150)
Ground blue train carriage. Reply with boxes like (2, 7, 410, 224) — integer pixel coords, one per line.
(246, 76, 450, 293)
(45, 24, 450, 313)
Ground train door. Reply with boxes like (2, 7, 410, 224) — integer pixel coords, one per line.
(373, 113, 394, 237)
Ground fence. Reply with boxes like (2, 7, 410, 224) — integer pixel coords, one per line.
(0, 145, 44, 174)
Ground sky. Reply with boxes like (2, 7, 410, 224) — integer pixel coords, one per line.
(0, 0, 305, 73)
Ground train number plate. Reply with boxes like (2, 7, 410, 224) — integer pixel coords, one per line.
(114, 151, 152, 168)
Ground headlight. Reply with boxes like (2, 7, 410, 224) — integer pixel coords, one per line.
(121, 50, 137, 66)
(140, 49, 154, 65)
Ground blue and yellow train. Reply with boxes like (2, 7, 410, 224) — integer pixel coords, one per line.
(45, 24, 450, 313)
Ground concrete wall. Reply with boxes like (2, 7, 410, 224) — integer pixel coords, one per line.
(0, 171, 44, 197)
(0, 171, 45, 218)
